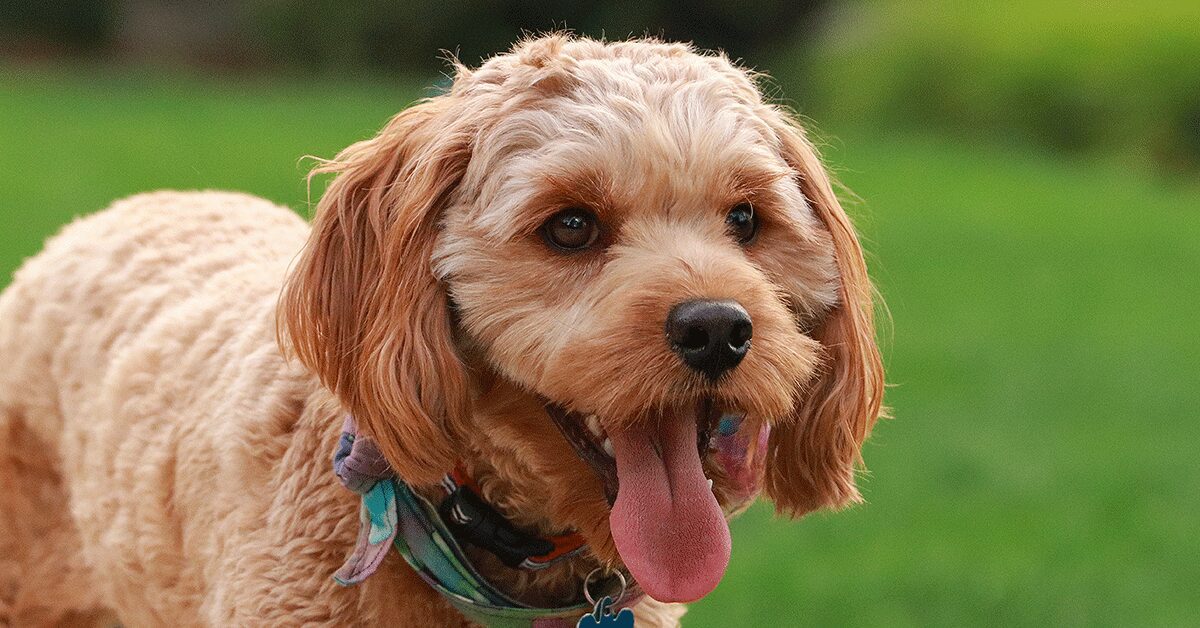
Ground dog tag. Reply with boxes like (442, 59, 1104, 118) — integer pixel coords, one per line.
(576, 595, 635, 628)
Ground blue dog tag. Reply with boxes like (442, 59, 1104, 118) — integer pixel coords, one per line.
(576, 595, 635, 628)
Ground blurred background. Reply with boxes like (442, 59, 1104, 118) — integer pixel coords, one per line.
(2, 1, 1197, 625)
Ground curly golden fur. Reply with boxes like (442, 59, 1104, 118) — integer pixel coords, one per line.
(0, 35, 882, 626)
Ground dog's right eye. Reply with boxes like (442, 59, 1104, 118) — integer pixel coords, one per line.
(542, 208, 600, 251)
(726, 202, 758, 245)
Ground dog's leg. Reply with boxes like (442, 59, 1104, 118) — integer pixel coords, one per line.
(632, 598, 687, 628)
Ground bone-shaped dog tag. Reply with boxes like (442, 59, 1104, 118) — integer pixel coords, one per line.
(576, 595, 635, 628)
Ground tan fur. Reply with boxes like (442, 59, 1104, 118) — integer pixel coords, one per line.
(0, 35, 881, 626)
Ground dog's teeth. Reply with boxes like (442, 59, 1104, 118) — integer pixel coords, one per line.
(707, 478, 714, 491)
(602, 438, 614, 457)
(586, 414, 602, 437)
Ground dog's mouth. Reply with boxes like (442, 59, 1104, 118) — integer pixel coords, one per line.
(545, 399, 731, 603)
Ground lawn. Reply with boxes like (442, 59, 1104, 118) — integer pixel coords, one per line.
(2, 67, 1197, 626)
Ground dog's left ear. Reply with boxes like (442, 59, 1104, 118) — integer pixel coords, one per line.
(762, 110, 886, 517)
(279, 94, 475, 485)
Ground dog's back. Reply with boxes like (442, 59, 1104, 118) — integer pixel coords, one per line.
(0, 191, 316, 624)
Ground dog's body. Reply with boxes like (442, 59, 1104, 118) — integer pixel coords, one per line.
(0, 36, 882, 626)
(0, 192, 411, 625)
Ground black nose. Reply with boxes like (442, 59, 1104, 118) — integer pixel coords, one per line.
(665, 299, 753, 380)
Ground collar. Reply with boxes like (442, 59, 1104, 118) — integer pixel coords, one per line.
(440, 466, 588, 570)
(330, 416, 641, 627)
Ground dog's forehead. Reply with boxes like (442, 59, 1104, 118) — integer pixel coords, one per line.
(459, 55, 796, 239)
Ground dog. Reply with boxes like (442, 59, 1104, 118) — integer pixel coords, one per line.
(0, 35, 883, 626)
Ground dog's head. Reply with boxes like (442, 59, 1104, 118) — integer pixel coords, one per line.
(281, 35, 883, 603)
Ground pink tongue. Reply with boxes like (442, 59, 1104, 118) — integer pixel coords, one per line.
(608, 415, 731, 603)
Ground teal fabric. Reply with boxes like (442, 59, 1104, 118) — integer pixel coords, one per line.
(333, 475, 400, 586)
(365, 481, 398, 544)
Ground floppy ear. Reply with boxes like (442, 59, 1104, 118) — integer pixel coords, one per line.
(762, 111, 886, 517)
(279, 95, 473, 485)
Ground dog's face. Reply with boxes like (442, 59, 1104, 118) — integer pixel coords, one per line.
(282, 36, 883, 604)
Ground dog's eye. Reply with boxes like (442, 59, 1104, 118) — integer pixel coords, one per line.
(542, 207, 600, 251)
(725, 202, 758, 245)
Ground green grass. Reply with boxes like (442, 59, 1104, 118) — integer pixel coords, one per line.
(795, 0, 1200, 173)
(0, 65, 425, 275)
(2, 67, 1198, 626)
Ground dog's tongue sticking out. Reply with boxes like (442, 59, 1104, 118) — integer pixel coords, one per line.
(608, 410, 731, 603)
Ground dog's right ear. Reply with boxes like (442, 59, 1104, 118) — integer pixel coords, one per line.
(279, 95, 473, 484)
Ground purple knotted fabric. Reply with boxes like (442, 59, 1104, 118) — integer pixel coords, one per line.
(333, 416, 394, 492)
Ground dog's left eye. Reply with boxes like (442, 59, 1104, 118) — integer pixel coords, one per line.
(542, 207, 600, 251)
(726, 202, 758, 245)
